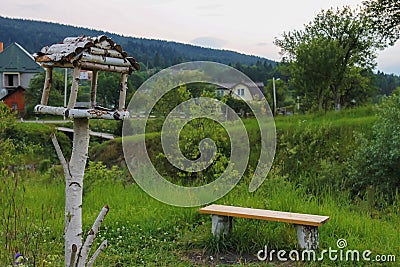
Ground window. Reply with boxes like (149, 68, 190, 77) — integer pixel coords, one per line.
(216, 89, 224, 97)
(237, 88, 245, 96)
(11, 103, 18, 111)
(3, 73, 20, 88)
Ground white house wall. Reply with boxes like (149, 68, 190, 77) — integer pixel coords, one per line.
(232, 84, 253, 101)
(21, 73, 37, 88)
(1, 72, 37, 89)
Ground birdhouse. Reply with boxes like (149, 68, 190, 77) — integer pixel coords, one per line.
(34, 35, 140, 120)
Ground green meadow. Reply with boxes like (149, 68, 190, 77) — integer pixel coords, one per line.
(1, 103, 399, 266)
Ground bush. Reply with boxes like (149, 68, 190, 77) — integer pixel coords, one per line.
(38, 159, 51, 173)
(84, 161, 130, 194)
(348, 94, 400, 203)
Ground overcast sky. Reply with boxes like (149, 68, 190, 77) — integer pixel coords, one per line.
(1, 0, 399, 74)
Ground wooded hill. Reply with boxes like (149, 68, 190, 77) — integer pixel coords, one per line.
(1, 16, 399, 99)
(0, 16, 276, 69)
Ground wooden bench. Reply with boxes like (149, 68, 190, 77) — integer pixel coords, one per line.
(199, 204, 330, 250)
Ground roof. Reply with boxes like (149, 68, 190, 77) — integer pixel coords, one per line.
(34, 35, 140, 73)
(0, 43, 43, 73)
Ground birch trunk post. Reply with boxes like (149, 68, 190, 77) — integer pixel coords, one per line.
(65, 118, 90, 267)
(51, 113, 110, 267)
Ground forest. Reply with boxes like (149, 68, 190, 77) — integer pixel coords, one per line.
(0, 16, 274, 68)
(1, 15, 400, 112)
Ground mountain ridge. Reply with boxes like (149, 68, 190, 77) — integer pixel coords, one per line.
(0, 16, 276, 68)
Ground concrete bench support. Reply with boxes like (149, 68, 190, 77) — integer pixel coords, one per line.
(212, 215, 232, 238)
(295, 224, 319, 250)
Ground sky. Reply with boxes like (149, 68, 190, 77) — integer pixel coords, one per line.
(1, 0, 399, 75)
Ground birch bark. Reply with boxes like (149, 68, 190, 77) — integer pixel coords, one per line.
(65, 118, 90, 267)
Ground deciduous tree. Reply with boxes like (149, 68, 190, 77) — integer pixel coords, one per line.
(363, 0, 400, 45)
(274, 6, 381, 111)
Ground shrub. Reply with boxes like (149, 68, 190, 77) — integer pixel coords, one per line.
(348, 94, 400, 204)
(38, 159, 51, 173)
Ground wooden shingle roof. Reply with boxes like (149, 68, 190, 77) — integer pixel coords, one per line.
(34, 35, 140, 73)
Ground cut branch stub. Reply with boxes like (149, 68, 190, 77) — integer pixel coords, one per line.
(77, 205, 109, 267)
(69, 244, 77, 267)
(87, 240, 108, 267)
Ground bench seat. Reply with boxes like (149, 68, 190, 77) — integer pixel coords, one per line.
(199, 204, 329, 227)
(199, 204, 330, 250)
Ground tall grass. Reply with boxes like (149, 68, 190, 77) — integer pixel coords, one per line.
(2, 169, 398, 266)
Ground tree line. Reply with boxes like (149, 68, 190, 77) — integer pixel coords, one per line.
(0, 16, 274, 68)
(3, 0, 400, 114)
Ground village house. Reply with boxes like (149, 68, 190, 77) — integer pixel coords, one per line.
(216, 82, 265, 101)
(0, 42, 43, 115)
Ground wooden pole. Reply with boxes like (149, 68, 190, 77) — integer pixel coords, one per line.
(77, 62, 130, 73)
(40, 67, 53, 105)
(90, 70, 98, 108)
(34, 105, 130, 120)
(118, 73, 128, 111)
(68, 67, 81, 109)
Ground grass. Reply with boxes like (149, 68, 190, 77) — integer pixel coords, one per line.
(275, 105, 376, 130)
(1, 169, 399, 266)
(2, 105, 399, 266)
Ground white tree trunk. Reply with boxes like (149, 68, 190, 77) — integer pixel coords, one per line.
(68, 67, 81, 109)
(52, 120, 109, 267)
(90, 70, 98, 108)
(118, 73, 128, 111)
(65, 118, 90, 267)
(34, 105, 130, 120)
(40, 67, 53, 105)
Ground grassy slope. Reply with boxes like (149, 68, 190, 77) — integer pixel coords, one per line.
(2, 106, 399, 266)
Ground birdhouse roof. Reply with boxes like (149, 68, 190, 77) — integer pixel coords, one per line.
(34, 35, 140, 73)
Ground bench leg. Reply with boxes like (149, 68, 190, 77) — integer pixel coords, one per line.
(211, 215, 232, 238)
(295, 225, 319, 250)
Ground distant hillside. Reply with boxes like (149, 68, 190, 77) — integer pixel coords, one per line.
(0, 16, 276, 68)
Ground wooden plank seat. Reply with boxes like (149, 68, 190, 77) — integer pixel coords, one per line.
(199, 204, 330, 250)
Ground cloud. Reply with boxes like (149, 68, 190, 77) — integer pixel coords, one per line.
(191, 37, 226, 48)
(257, 42, 270, 46)
(196, 4, 223, 9)
(376, 45, 400, 75)
(17, 4, 43, 8)
(195, 4, 223, 17)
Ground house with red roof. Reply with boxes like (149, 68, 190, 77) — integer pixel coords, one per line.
(0, 42, 43, 115)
